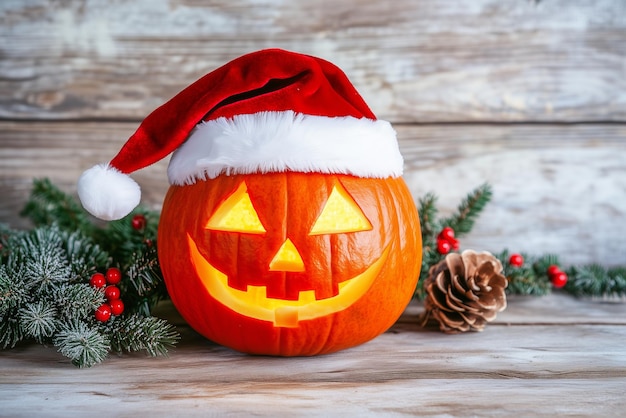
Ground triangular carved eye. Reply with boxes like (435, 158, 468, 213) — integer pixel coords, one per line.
(309, 182, 372, 235)
(206, 182, 266, 234)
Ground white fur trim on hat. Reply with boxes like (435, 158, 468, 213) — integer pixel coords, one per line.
(167, 111, 403, 185)
(77, 163, 141, 220)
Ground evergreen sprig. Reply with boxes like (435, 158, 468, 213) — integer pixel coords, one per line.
(0, 179, 179, 367)
(496, 249, 553, 296)
(565, 265, 626, 300)
(439, 183, 492, 236)
(20, 178, 94, 234)
(416, 185, 626, 301)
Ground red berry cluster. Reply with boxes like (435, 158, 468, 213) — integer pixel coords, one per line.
(436, 227, 459, 254)
(547, 265, 568, 288)
(508, 253, 524, 267)
(90, 267, 125, 322)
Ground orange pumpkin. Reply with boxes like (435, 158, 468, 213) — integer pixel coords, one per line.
(158, 171, 421, 356)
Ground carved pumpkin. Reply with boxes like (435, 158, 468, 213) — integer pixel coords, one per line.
(158, 172, 421, 356)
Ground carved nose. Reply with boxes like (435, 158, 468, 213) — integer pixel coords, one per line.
(269, 238, 305, 272)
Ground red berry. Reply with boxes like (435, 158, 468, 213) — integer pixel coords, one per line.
(95, 304, 112, 322)
(110, 299, 125, 316)
(437, 239, 451, 254)
(104, 285, 121, 301)
(105, 267, 122, 285)
(547, 265, 561, 277)
(449, 237, 460, 251)
(551, 271, 568, 288)
(131, 214, 146, 231)
(89, 273, 107, 288)
(438, 227, 455, 241)
(509, 253, 524, 267)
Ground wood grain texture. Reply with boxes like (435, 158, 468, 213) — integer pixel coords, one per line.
(2, 121, 624, 266)
(1, 0, 625, 122)
(1, 295, 625, 417)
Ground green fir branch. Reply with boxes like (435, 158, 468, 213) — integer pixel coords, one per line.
(20, 178, 94, 233)
(497, 249, 552, 296)
(19, 301, 58, 343)
(54, 321, 110, 368)
(54, 284, 105, 321)
(418, 192, 438, 240)
(1, 180, 179, 367)
(0, 317, 24, 349)
(0, 263, 30, 316)
(107, 314, 179, 357)
(63, 230, 110, 280)
(439, 183, 492, 237)
(565, 265, 626, 300)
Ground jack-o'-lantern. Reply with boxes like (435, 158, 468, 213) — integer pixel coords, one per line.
(77, 49, 421, 356)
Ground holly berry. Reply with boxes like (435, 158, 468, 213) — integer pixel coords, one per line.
(105, 267, 122, 285)
(547, 265, 561, 277)
(110, 299, 125, 316)
(551, 271, 568, 288)
(89, 273, 107, 288)
(438, 227, 455, 241)
(437, 239, 451, 255)
(131, 214, 146, 231)
(509, 253, 524, 267)
(95, 304, 112, 322)
(436, 227, 458, 254)
(104, 285, 121, 301)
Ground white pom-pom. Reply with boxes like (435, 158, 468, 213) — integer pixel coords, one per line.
(77, 164, 141, 220)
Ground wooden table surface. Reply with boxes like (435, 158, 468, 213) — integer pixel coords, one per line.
(1, 293, 624, 417)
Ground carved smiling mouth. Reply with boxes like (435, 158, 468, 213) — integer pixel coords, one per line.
(187, 234, 389, 327)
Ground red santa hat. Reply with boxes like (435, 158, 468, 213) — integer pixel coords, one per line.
(78, 49, 403, 220)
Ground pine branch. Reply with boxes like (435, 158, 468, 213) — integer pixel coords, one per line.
(440, 183, 492, 236)
(0, 317, 23, 349)
(63, 231, 109, 280)
(565, 265, 626, 300)
(0, 263, 31, 316)
(20, 227, 73, 294)
(418, 192, 438, 241)
(19, 300, 58, 343)
(107, 314, 179, 357)
(497, 250, 552, 296)
(54, 284, 105, 321)
(54, 321, 110, 368)
(20, 178, 94, 233)
(1, 179, 179, 367)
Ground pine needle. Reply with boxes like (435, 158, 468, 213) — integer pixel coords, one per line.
(54, 321, 110, 368)
(440, 183, 492, 236)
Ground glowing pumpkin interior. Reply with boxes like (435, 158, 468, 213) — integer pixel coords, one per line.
(192, 180, 380, 327)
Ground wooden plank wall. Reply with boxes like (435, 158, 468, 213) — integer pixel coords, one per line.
(1, 0, 625, 266)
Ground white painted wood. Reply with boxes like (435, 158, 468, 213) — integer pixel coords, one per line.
(0, 0, 624, 122)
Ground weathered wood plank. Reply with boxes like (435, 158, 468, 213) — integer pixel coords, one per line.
(1, 0, 624, 122)
(1, 121, 624, 266)
(1, 294, 625, 417)
(2, 378, 625, 417)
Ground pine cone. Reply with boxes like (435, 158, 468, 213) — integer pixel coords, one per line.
(421, 250, 508, 333)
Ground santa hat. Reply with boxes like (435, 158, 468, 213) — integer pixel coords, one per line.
(77, 49, 403, 220)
